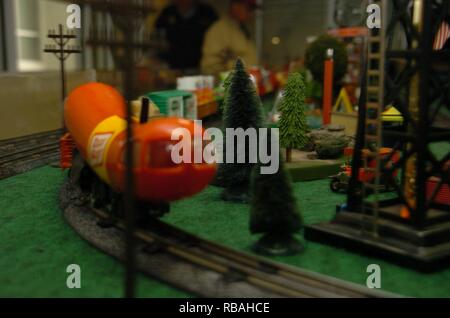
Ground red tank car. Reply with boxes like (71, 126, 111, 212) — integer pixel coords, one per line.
(63, 82, 216, 215)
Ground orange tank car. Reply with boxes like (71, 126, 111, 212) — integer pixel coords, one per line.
(64, 82, 216, 202)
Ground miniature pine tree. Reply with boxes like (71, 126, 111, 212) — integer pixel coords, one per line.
(220, 70, 234, 111)
(223, 59, 263, 135)
(279, 72, 309, 162)
(211, 71, 234, 187)
(249, 155, 303, 256)
(216, 58, 263, 203)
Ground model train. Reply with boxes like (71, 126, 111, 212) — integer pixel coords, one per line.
(62, 82, 216, 218)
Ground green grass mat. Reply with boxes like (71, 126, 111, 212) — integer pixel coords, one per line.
(0, 167, 190, 297)
(1, 164, 450, 297)
(166, 183, 450, 298)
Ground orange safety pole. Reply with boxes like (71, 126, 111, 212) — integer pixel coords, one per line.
(322, 48, 334, 126)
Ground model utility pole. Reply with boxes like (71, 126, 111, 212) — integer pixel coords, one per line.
(43, 24, 81, 130)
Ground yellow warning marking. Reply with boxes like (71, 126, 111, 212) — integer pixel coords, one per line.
(333, 87, 354, 114)
(382, 106, 403, 122)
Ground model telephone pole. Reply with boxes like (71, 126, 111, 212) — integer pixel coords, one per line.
(43, 24, 81, 130)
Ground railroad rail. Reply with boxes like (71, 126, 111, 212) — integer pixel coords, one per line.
(0, 129, 62, 179)
(92, 208, 399, 298)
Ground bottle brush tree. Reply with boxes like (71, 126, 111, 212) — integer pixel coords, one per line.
(216, 58, 263, 203)
(219, 70, 234, 112)
(279, 72, 309, 162)
(211, 70, 234, 187)
(249, 143, 303, 255)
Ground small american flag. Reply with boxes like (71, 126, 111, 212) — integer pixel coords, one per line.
(433, 21, 450, 50)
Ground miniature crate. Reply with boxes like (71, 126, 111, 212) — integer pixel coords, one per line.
(146, 91, 184, 118)
(182, 94, 197, 120)
(146, 90, 198, 119)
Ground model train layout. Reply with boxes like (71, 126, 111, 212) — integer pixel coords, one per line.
(57, 82, 398, 298)
(1, 0, 450, 303)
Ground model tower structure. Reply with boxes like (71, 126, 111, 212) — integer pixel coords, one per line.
(305, 0, 450, 272)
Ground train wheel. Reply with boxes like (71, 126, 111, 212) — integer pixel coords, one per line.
(330, 179, 341, 193)
(69, 152, 93, 193)
(365, 186, 374, 196)
(110, 193, 125, 218)
(145, 201, 170, 218)
(89, 176, 110, 209)
(350, 183, 363, 198)
(79, 165, 95, 193)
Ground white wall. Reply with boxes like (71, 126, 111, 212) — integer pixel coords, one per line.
(6, 0, 83, 72)
(38, 0, 82, 71)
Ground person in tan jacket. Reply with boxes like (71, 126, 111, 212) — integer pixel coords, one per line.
(201, 0, 258, 76)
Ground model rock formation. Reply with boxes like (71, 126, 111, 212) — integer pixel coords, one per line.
(304, 124, 352, 159)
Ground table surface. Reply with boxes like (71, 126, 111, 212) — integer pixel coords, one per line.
(1, 93, 449, 297)
(1, 162, 450, 297)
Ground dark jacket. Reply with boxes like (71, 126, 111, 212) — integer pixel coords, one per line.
(155, 3, 218, 70)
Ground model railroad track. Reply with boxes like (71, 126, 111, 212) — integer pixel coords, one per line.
(0, 129, 63, 179)
(92, 208, 398, 298)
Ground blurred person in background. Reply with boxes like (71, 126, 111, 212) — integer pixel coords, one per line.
(201, 0, 258, 76)
(155, 0, 218, 72)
